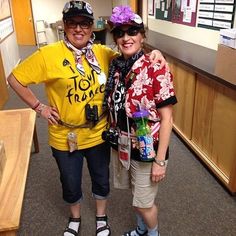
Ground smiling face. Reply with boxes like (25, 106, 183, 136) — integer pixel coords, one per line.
(114, 26, 145, 59)
(64, 16, 93, 49)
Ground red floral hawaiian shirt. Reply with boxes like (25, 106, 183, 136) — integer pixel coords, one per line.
(125, 54, 177, 140)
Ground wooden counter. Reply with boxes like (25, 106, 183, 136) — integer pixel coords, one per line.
(144, 30, 236, 194)
(0, 109, 36, 235)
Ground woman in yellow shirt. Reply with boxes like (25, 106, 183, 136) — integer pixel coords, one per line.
(7, 1, 167, 235)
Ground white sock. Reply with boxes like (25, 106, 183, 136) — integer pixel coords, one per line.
(136, 214, 147, 233)
(64, 221, 80, 236)
(96, 215, 110, 236)
(147, 225, 159, 236)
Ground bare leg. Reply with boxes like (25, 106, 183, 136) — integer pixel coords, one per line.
(96, 199, 107, 216)
(135, 204, 158, 229)
(70, 202, 81, 218)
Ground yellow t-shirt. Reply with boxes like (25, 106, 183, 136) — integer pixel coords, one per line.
(12, 41, 118, 150)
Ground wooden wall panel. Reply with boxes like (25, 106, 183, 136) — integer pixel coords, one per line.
(167, 58, 196, 139)
(192, 75, 236, 179)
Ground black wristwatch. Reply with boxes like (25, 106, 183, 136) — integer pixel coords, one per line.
(154, 159, 168, 167)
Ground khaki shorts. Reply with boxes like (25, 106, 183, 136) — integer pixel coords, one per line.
(130, 159, 158, 208)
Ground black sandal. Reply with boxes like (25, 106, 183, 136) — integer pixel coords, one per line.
(64, 217, 81, 236)
(123, 227, 148, 236)
(96, 215, 111, 236)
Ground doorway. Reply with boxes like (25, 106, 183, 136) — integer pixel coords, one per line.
(11, 0, 36, 45)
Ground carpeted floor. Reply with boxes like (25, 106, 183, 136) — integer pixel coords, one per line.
(4, 46, 236, 236)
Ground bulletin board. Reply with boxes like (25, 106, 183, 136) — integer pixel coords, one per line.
(197, 0, 236, 30)
(172, 0, 198, 26)
(155, 0, 173, 21)
(154, 0, 236, 30)
(155, 0, 198, 25)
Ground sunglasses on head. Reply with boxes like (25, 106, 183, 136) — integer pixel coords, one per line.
(63, 1, 86, 14)
(65, 19, 93, 29)
(113, 27, 141, 38)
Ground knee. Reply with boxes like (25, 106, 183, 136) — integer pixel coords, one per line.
(62, 175, 82, 203)
(64, 192, 82, 204)
(134, 204, 157, 215)
(93, 182, 110, 197)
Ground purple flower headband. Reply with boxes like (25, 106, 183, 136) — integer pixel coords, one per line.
(110, 5, 142, 26)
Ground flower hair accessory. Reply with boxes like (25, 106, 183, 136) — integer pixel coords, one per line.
(109, 5, 143, 30)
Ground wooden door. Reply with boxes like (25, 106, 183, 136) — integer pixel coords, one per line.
(129, 0, 138, 12)
(11, 0, 36, 45)
(112, 0, 138, 12)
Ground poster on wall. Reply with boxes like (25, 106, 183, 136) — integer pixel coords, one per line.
(149, 0, 155, 15)
(0, 0, 13, 42)
(155, 0, 173, 21)
(155, 0, 198, 25)
(0, 17, 14, 42)
(172, 0, 198, 26)
(197, 0, 236, 30)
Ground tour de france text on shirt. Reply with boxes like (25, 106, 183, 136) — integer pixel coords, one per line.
(66, 69, 105, 104)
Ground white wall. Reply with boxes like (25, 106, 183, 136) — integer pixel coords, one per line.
(112, 0, 129, 7)
(0, 0, 20, 79)
(0, 32, 20, 77)
(147, 3, 236, 51)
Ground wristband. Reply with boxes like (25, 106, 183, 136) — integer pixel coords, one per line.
(35, 103, 46, 114)
(154, 159, 168, 167)
(31, 100, 40, 110)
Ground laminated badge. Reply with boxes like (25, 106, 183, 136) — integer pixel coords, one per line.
(67, 132, 78, 152)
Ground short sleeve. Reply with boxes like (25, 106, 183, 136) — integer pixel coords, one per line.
(12, 49, 47, 86)
(152, 67, 177, 108)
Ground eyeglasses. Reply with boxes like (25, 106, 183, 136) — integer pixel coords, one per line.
(113, 27, 141, 38)
(65, 19, 93, 29)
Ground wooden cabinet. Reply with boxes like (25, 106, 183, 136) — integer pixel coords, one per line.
(167, 56, 236, 193)
(192, 75, 236, 190)
(167, 58, 196, 140)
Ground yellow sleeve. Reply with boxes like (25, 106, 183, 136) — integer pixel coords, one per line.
(12, 49, 47, 86)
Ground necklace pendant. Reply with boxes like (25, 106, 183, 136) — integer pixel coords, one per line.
(76, 63, 85, 76)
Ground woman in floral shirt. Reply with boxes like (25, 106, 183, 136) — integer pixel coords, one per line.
(103, 6, 177, 236)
